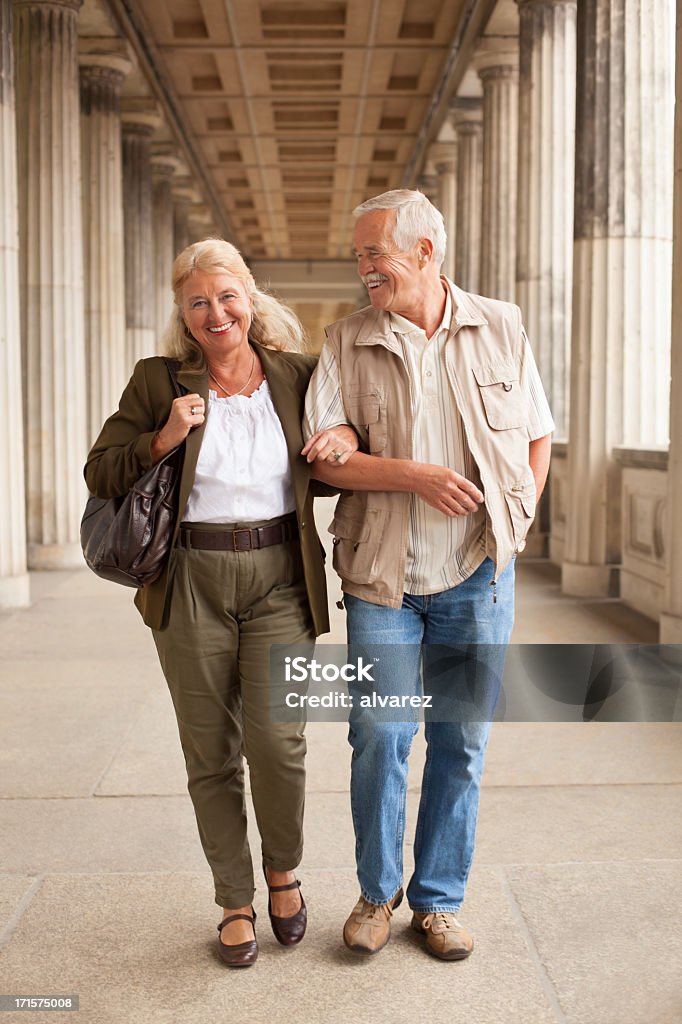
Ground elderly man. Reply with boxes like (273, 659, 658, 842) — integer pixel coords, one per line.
(303, 189, 553, 960)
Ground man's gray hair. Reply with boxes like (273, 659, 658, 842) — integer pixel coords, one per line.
(353, 189, 447, 269)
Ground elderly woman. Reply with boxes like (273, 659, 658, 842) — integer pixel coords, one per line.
(85, 239, 356, 967)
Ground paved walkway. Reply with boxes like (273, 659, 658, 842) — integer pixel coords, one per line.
(0, 499, 680, 1024)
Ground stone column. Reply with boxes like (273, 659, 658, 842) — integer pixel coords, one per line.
(121, 103, 159, 369)
(14, 0, 87, 569)
(172, 177, 195, 256)
(562, 0, 674, 598)
(516, 0, 577, 438)
(418, 170, 438, 206)
(451, 98, 483, 293)
(429, 142, 457, 279)
(151, 148, 180, 344)
(473, 40, 519, 301)
(0, 0, 29, 605)
(79, 44, 131, 445)
(187, 202, 214, 245)
(660, 10, 682, 643)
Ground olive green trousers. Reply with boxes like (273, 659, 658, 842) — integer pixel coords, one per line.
(152, 520, 314, 909)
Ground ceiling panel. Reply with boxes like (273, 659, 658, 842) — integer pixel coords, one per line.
(135, 0, 468, 262)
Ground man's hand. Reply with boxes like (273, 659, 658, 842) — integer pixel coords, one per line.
(301, 425, 359, 466)
(414, 464, 484, 517)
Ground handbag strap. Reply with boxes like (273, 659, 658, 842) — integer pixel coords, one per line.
(163, 357, 186, 400)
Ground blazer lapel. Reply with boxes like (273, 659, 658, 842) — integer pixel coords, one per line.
(255, 343, 310, 515)
(176, 367, 209, 522)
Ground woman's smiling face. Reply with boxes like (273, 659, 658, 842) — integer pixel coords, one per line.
(181, 270, 253, 356)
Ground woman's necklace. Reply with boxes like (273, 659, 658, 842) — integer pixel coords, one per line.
(208, 348, 257, 397)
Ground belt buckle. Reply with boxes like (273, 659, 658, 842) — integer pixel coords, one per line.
(232, 528, 253, 551)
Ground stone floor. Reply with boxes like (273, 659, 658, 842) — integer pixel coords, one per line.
(0, 500, 680, 1024)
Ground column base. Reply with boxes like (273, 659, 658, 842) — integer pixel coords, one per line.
(659, 612, 682, 646)
(0, 573, 31, 609)
(27, 543, 85, 571)
(562, 561, 620, 598)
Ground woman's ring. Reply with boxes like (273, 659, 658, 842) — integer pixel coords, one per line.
(334, 451, 342, 461)
(191, 406, 197, 415)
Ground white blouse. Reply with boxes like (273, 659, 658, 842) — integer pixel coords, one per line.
(182, 380, 296, 524)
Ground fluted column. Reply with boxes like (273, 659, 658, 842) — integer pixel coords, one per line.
(172, 177, 195, 256)
(516, 0, 577, 437)
(14, 0, 87, 569)
(429, 142, 457, 279)
(474, 40, 519, 301)
(79, 46, 131, 444)
(451, 98, 483, 293)
(151, 149, 180, 343)
(187, 202, 214, 245)
(418, 170, 438, 206)
(562, 0, 674, 598)
(660, 10, 682, 643)
(121, 104, 159, 368)
(0, 0, 29, 605)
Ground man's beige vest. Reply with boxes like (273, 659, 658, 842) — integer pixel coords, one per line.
(324, 280, 538, 608)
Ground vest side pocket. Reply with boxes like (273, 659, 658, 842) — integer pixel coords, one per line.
(329, 507, 387, 583)
(504, 487, 537, 552)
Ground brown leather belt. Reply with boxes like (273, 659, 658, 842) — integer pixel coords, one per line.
(179, 514, 298, 552)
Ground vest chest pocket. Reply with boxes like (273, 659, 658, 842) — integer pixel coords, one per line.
(346, 392, 387, 453)
(473, 363, 525, 430)
(329, 508, 386, 583)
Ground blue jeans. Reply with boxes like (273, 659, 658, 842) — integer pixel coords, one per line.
(344, 556, 515, 913)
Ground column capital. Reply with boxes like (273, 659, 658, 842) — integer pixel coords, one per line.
(428, 142, 456, 176)
(151, 144, 183, 180)
(121, 98, 162, 135)
(172, 176, 201, 203)
(472, 36, 519, 77)
(449, 96, 483, 131)
(78, 38, 133, 81)
(188, 202, 213, 226)
(13, 0, 82, 11)
(516, 0, 576, 8)
(417, 172, 438, 202)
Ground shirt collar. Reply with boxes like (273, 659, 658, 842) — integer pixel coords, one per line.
(389, 286, 452, 340)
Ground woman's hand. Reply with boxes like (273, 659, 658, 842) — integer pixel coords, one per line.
(151, 394, 205, 463)
(301, 424, 359, 466)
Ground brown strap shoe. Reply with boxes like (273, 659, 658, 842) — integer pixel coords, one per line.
(343, 888, 404, 955)
(263, 866, 307, 946)
(216, 910, 258, 967)
(411, 911, 474, 960)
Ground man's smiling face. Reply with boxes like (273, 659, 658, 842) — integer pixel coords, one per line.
(353, 209, 425, 319)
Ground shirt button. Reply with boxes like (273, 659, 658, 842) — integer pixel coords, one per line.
(425, 370, 432, 377)
(300, 521, 306, 529)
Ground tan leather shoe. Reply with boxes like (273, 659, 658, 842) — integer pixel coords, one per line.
(411, 911, 474, 960)
(343, 888, 403, 955)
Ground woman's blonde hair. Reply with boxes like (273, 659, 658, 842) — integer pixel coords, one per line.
(161, 237, 307, 370)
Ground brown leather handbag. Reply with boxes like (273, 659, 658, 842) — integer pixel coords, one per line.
(80, 359, 186, 588)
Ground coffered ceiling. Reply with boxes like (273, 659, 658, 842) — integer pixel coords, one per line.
(84, 0, 499, 343)
(123, 0, 470, 260)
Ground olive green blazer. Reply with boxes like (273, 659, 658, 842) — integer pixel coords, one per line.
(84, 343, 331, 635)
